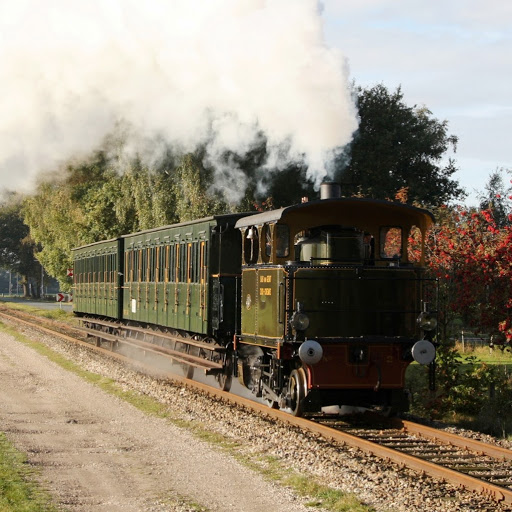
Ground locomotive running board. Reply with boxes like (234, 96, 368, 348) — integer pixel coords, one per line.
(79, 318, 226, 352)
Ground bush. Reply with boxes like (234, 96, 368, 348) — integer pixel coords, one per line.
(408, 344, 512, 437)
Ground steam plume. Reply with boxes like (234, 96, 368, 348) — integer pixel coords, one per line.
(0, 0, 358, 199)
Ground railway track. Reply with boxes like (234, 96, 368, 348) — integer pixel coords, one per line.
(1, 306, 512, 507)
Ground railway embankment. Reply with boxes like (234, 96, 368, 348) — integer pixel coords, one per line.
(0, 307, 510, 511)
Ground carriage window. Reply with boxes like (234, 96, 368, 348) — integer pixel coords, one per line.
(243, 226, 259, 265)
(275, 224, 289, 258)
(125, 251, 130, 282)
(262, 225, 271, 262)
(148, 247, 155, 282)
(179, 243, 187, 282)
(192, 243, 200, 282)
(129, 250, 134, 282)
(187, 243, 192, 283)
(137, 249, 142, 282)
(363, 233, 374, 264)
(175, 245, 180, 282)
(200, 241, 207, 283)
(164, 246, 170, 282)
(380, 227, 402, 259)
(295, 226, 363, 263)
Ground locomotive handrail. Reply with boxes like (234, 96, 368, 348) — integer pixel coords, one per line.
(278, 282, 285, 324)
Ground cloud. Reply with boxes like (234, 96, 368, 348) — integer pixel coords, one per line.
(0, 0, 358, 199)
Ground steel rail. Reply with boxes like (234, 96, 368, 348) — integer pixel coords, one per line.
(1, 309, 511, 505)
(0, 310, 183, 379)
(394, 418, 512, 462)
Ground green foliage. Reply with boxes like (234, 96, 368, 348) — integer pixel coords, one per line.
(478, 167, 512, 228)
(260, 165, 317, 208)
(336, 84, 464, 206)
(0, 432, 59, 511)
(0, 193, 42, 296)
(410, 344, 512, 437)
(477, 370, 512, 437)
(433, 344, 496, 416)
(171, 154, 228, 221)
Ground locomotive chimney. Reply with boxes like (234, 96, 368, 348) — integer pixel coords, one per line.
(320, 181, 341, 200)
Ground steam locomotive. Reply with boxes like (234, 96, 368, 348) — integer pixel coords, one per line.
(73, 182, 437, 416)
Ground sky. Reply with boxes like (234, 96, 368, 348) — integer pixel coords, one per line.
(0, 1, 510, 205)
(322, 0, 512, 203)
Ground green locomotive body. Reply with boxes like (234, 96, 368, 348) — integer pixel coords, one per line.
(73, 186, 437, 416)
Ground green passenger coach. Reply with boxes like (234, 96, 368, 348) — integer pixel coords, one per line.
(121, 214, 247, 336)
(73, 214, 251, 340)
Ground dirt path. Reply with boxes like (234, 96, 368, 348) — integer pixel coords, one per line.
(0, 329, 309, 512)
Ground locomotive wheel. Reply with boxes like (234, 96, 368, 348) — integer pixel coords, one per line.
(216, 353, 233, 392)
(287, 368, 307, 417)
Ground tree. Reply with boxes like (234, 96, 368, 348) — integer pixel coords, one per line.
(172, 154, 228, 221)
(478, 168, 511, 228)
(426, 202, 512, 349)
(336, 84, 465, 206)
(259, 165, 317, 208)
(0, 193, 42, 297)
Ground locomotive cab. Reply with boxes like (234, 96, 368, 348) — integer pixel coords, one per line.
(235, 194, 437, 416)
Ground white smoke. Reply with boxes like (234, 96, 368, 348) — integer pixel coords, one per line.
(0, 0, 358, 199)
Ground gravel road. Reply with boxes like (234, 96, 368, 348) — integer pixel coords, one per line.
(0, 328, 310, 512)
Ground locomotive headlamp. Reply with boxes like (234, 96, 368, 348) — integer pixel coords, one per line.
(416, 311, 437, 331)
(412, 339, 436, 365)
(299, 339, 323, 365)
(291, 311, 310, 331)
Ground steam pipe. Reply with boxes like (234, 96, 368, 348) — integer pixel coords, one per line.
(320, 181, 341, 200)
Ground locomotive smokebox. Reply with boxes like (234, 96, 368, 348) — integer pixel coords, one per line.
(320, 181, 341, 200)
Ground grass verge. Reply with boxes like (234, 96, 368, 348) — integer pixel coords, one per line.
(0, 433, 59, 512)
(0, 300, 76, 325)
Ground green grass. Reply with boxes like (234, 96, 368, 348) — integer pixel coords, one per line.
(285, 474, 373, 512)
(241, 454, 373, 511)
(0, 300, 76, 325)
(455, 342, 512, 365)
(0, 433, 59, 512)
